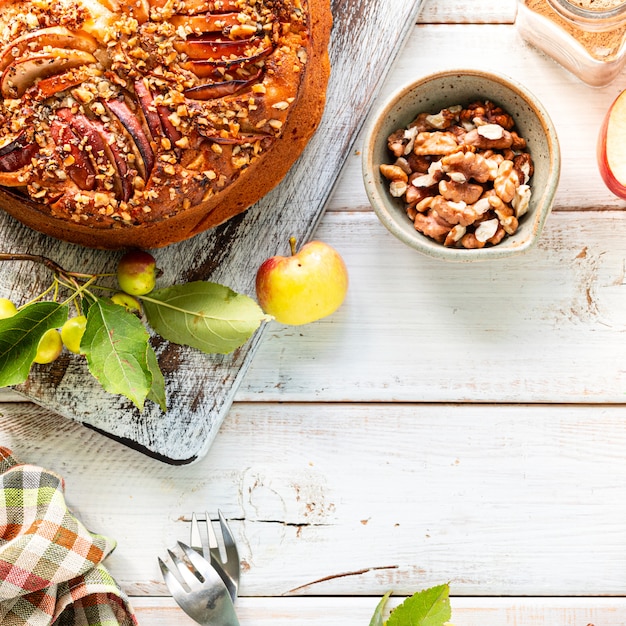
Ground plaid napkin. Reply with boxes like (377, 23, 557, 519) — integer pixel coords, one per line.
(0, 447, 138, 626)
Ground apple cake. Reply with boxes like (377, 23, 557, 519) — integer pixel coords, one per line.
(0, 0, 331, 248)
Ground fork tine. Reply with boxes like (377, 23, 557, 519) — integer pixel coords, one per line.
(217, 510, 240, 594)
(218, 509, 237, 564)
(167, 548, 199, 589)
(158, 556, 187, 598)
(206, 510, 219, 552)
(177, 541, 222, 584)
(190, 512, 209, 560)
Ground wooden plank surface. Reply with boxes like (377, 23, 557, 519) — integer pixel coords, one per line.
(0, 0, 423, 464)
(238, 210, 626, 403)
(2, 3, 626, 624)
(4, 401, 626, 598)
(131, 596, 626, 626)
(419, 0, 516, 23)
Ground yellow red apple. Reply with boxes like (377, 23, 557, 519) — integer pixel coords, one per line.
(255, 238, 348, 326)
(598, 88, 626, 198)
(117, 250, 157, 296)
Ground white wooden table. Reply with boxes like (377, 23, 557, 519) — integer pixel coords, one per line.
(3, 0, 626, 623)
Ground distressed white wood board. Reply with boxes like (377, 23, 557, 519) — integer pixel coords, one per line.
(3, 401, 626, 597)
(239, 211, 626, 403)
(130, 596, 626, 626)
(419, 0, 516, 24)
(0, 0, 423, 464)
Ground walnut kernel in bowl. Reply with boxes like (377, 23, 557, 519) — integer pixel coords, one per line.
(379, 100, 533, 250)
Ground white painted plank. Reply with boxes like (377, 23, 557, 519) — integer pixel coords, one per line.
(3, 401, 626, 597)
(238, 211, 626, 403)
(419, 0, 517, 24)
(329, 23, 626, 213)
(131, 596, 626, 626)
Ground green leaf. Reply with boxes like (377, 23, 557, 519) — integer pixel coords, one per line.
(142, 281, 269, 354)
(146, 344, 167, 411)
(370, 591, 393, 626)
(0, 302, 68, 386)
(82, 298, 152, 410)
(385, 584, 451, 626)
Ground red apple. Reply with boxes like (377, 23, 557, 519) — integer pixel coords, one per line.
(0, 26, 97, 72)
(598, 89, 626, 198)
(60, 110, 134, 201)
(174, 36, 259, 60)
(183, 45, 272, 76)
(34, 68, 95, 99)
(117, 250, 157, 296)
(255, 238, 349, 326)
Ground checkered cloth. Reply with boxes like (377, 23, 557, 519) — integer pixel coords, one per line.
(0, 447, 138, 626)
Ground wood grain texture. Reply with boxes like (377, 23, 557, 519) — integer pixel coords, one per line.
(0, 0, 424, 464)
(238, 211, 626, 403)
(3, 401, 626, 597)
(131, 596, 626, 626)
(419, 0, 517, 24)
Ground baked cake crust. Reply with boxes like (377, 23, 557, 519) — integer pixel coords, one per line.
(0, 0, 331, 248)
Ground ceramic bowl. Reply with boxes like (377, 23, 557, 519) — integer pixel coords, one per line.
(362, 69, 561, 261)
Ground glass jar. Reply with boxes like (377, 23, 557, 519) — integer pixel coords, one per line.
(517, 0, 626, 86)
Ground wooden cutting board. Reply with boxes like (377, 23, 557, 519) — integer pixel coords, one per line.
(0, 0, 423, 464)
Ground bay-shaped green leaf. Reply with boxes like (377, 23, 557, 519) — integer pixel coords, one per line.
(82, 298, 152, 410)
(142, 281, 269, 354)
(146, 344, 166, 411)
(385, 584, 450, 626)
(369, 591, 392, 626)
(0, 302, 68, 386)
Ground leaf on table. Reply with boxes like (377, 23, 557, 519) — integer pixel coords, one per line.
(146, 343, 166, 411)
(385, 583, 451, 626)
(82, 298, 153, 410)
(0, 302, 68, 386)
(369, 590, 392, 626)
(142, 281, 269, 354)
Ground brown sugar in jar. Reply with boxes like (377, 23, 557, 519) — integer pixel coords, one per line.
(517, 0, 626, 86)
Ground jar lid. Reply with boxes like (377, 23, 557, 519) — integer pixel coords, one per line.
(551, 0, 626, 25)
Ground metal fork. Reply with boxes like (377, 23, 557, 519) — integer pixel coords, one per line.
(158, 541, 240, 626)
(190, 510, 240, 602)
